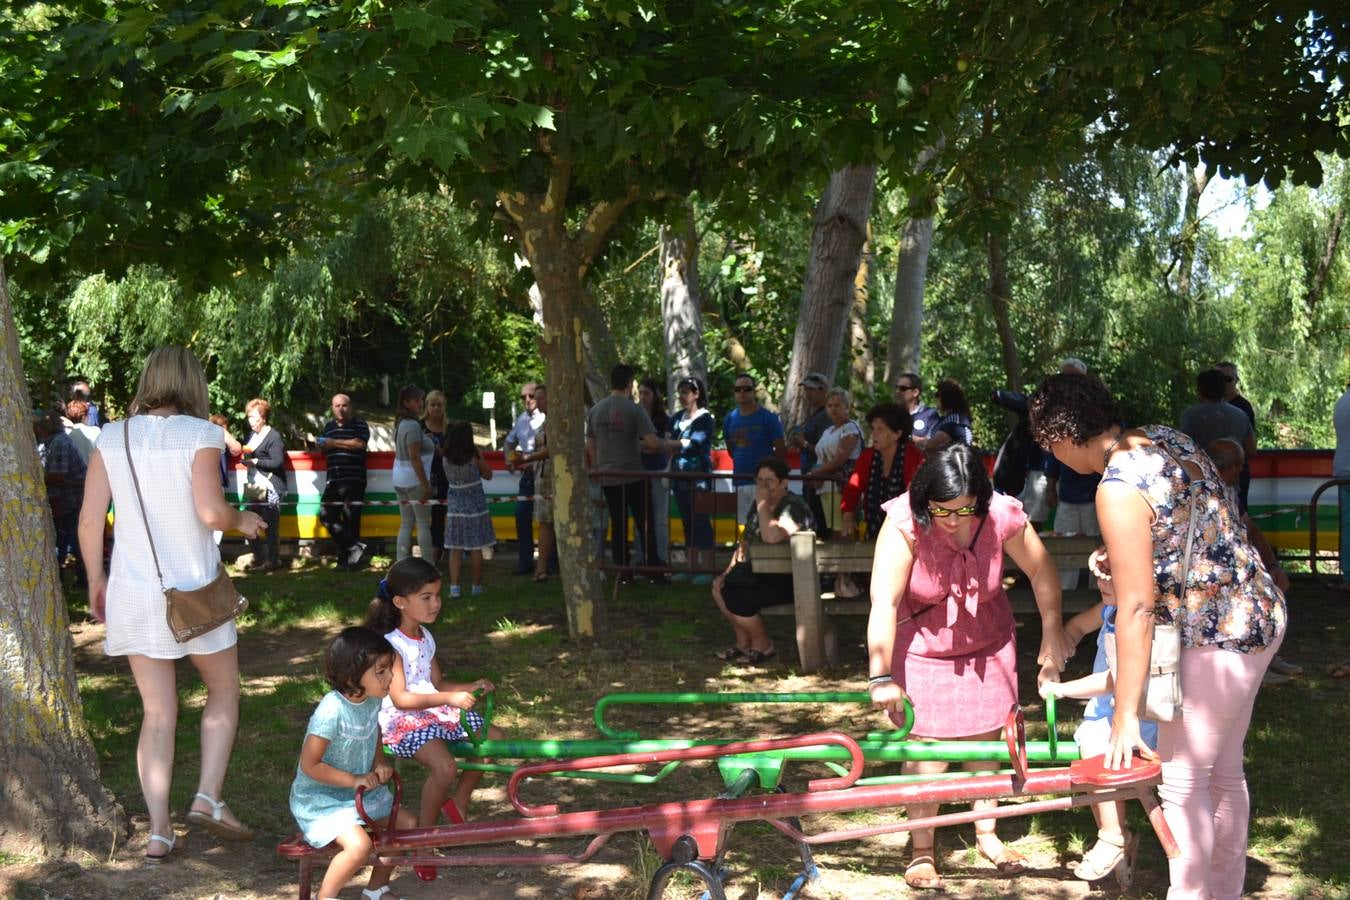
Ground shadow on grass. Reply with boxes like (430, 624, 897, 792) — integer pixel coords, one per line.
(59, 561, 1350, 898)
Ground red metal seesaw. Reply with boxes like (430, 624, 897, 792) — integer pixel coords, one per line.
(278, 708, 1177, 900)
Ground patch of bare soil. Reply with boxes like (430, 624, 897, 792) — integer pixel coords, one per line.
(20, 580, 1321, 900)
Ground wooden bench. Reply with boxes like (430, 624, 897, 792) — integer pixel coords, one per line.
(749, 532, 1102, 673)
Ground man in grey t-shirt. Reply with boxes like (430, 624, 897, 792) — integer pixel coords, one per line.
(1180, 369, 1256, 463)
(586, 364, 666, 578)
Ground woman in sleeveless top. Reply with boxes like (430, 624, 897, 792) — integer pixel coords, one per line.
(1030, 373, 1286, 900)
(78, 346, 266, 860)
(866, 446, 1071, 889)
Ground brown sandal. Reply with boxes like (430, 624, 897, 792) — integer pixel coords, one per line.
(905, 853, 945, 891)
(977, 839, 1028, 875)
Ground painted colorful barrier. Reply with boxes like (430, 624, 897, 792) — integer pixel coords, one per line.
(232, 449, 1339, 551)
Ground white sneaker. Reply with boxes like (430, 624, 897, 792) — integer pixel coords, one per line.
(347, 542, 366, 566)
(449, 585, 462, 598)
(1268, 656, 1303, 676)
(470, 584, 484, 596)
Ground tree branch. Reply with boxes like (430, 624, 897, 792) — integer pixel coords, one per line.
(575, 187, 640, 273)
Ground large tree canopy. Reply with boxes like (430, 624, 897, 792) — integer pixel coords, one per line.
(2, 0, 1347, 638)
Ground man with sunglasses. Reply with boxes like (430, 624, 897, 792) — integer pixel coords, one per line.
(504, 381, 545, 575)
(893, 373, 940, 447)
(722, 374, 786, 527)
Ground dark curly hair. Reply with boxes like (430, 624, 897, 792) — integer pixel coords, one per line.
(1027, 373, 1122, 446)
(908, 445, 992, 528)
(324, 627, 395, 699)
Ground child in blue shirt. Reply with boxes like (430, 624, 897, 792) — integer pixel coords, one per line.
(1040, 577, 1159, 889)
(290, 627, 416, 900)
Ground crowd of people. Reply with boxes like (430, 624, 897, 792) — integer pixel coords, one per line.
(31, 343, 1350, 898)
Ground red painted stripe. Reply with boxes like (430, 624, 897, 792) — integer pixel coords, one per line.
(248, 448, 1334, 478)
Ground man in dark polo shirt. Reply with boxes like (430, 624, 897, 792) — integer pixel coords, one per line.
(318, 392, 371, 570)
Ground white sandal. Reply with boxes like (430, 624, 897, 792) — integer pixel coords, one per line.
(1073, 831, 1139, 888)
(185, 791, 256, 841)
(362, 888, 403, 900)
(144, 832, 176, 863)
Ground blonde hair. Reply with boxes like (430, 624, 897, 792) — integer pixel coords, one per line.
(130, 345, 210, 419)
(424, 390, 447, 413)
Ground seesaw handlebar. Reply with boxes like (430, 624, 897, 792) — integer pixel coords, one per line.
(506, 731, 866, 817)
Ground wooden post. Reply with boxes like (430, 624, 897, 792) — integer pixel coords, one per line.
(790, 530, 826, 672)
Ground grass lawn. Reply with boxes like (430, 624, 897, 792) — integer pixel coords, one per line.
(5, 553, 1348, 899)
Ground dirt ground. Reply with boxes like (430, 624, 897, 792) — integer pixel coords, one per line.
(3, 583, 1333, 900)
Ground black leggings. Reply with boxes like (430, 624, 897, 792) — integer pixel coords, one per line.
(603, 480, 661, 568)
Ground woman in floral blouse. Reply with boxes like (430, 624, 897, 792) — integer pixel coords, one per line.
(1029, 373, 1286, 900)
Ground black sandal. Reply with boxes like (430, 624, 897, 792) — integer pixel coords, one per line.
(743, 647, 777, 664)
(716, 645, 748, 661)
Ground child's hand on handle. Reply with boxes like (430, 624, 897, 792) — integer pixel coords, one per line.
(373, 759, 394, 785)
(353, 770, 381, 791)
(473, 678, 494, 694)
(448, 690, 479, 709)
(1037, 660, 1062, 691)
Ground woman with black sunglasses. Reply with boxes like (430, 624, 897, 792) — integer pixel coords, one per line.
(865, 445, 1071, 890)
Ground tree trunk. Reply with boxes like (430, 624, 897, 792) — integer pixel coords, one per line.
(782, 164, 877, 427)
(986, 228, 1023, 393)
(659, 203, 706, 401)
(1175, 165, 1211, 299)
(847, 227, 875, 392)
(885, 144, 942, 387)
(528, 280, 616, 406)
(886, 214, 933, 386)
(0, 254, 125, 856)
(500, 162, 640, 639)
(1305, 203, 1345, 313)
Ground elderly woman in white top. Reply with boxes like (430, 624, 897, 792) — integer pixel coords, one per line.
(79, 346, 266, 861)
(809, 387, 864, 536)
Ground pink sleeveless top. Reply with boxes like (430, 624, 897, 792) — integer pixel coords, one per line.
(882, 491, 1027, 659)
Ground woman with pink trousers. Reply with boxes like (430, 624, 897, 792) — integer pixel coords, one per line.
(1029, 373, 1286, 899)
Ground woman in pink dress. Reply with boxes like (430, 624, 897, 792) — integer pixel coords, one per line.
(866, 445, 1072, 890)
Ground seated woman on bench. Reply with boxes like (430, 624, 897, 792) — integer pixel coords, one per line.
(866, 445, 1071, 890)
(711, 456, 814, 665)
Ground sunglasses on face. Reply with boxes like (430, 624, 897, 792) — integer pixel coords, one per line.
(896, 384, 918, 392)
(733, 386, 755, 393)
(927, 504, 978, 518)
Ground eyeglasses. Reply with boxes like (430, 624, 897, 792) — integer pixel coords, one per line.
(896, 384, 918, 392)
(927, 504, 978, 518)
(733, 386, 755, 393)
(521, 393, 534, 400)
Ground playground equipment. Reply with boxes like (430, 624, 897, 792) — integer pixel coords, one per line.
(278, 692, 1174, 899)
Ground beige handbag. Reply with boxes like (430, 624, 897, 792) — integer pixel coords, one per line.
(124, 423, 248, 642)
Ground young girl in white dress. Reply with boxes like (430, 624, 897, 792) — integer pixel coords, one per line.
(289, 627, 415, 900)
(365, 558, 505, 881)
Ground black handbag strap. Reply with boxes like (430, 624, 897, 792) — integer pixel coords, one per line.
(123, 419, 169, 592)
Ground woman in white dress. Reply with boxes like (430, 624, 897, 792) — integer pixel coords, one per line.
(78, 346, 266, 861)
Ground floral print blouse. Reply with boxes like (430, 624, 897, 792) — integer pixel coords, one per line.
(1103, 425, 1286, 653)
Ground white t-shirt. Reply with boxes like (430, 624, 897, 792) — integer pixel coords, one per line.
(814, 420, 863, 495)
